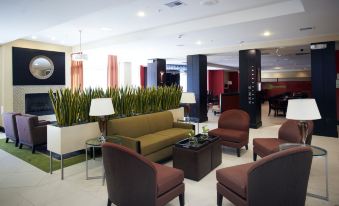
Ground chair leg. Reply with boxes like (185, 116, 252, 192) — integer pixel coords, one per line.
(217, 193, 223, 206)
(32, 146, 36, 154)
(236, 148, 240, 157)
(19, 143, 23, 149)
(107, 199, 112, 206)
(179, 193, 185, 206)
(245, 145, 248, 150)
(15, 140, 19, 147)
(253, 152, 257, 161)
(5, 138, 9, 143)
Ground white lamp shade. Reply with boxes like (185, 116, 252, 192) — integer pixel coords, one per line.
(286, 98, 321, 120)
(180, 92, 196, 104)
(89, 98, 115, 116)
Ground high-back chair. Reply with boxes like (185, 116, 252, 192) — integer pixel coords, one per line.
(208, 109, 250, 157)
(2, 112, 21, 147)
(102, 142, 185, 206)
(253, 120, 313, 161)
(216, 146, 313, 206)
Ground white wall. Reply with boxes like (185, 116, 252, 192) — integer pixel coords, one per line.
(0, 39, 72, 126)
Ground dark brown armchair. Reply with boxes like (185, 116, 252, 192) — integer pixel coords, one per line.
(16, 114, 49, 153)
(2, 112, 21, 147)
(102, 142, 185, 206)
(208, 109, 250, 157)
(253, 120, 313, 161)
(216, 146, 313, 206)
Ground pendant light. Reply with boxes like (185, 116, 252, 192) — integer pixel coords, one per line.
(72, 30, 88, 61)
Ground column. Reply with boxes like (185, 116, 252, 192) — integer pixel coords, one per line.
(239, 49, 262, 128)
(311, 41, 338, 137)
(187, 55, 208, 122)
(146, 59, 166, 87)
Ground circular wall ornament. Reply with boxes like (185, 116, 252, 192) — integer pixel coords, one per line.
(29, 55, 54, 80)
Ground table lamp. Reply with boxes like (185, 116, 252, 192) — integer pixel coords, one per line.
(89, 98, 115, 142)
(286, 98, 321, 144)
(180, 92, 196, 121)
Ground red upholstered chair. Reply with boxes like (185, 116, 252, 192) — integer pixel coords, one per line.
(208, 109, 250, 157)
(102, 142, 185, 206)
(216, 146, 313, 206)
(253, 120, 313, 161)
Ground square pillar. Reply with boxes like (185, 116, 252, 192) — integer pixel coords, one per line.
(239, 49, 262, 128)
(187, 55, 208, 122)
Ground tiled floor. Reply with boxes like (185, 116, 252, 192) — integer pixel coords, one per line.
(0, 106, 338, 206)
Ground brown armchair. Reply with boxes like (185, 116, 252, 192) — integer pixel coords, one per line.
(16, 114, 49, 153)
(208, 109, 250, 157)
(253, 120, 313, 161)
(216, 146, 313, 206)
(2, 112, 21, 147)
(102, 142, 185, 206)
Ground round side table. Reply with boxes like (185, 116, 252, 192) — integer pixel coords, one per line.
(279, 143, 328, 201)
(85, 136, 121, 185)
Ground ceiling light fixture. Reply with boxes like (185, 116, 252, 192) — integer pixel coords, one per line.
(263, 31, 271, 37)
(31, 35, 37, 40)
(196, 41, 202, 45)
(51, 36, 56, 40)
(200, 0, 219, 6)
(72, 30, 88, 61)
(137, 11, 145, 17)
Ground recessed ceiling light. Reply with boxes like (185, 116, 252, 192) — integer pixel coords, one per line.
(263, 31, 271, 37)
(196, 41, 202, 45)
(137, 11, 145, 17)
(31, 35, 37, 40)
(101, 27, 112, 31)
(200, 0, 219, 6)
(51, 36, 56, 40)
(176, 44, 184, 47)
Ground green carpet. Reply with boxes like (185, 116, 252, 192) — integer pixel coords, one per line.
(0, 139, 87, 173)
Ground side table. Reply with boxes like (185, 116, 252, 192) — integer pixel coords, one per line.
(279, 143, 328, 201)
(85, 136, 121, 185)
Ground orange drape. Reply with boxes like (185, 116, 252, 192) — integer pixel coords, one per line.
(107, 55, 118, 87)
(71, 54, 83, 90)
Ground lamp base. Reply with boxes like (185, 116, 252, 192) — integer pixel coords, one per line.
(298, 121, 309, 144)
(97, 116, 108, 143)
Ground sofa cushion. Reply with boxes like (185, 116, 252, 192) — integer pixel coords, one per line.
(253, 138, 288, 157)
(152, 162, 184, 196)
(216, 162, 254, 199)
(138, 133, 178, 156)
(108, 115, 150, 138)
(153, 128, 190, 142)
(146, 111, 174, 134)
(209, 128, 248, 143)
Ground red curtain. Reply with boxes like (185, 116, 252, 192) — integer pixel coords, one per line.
(140, 65, 145, 88)
(71, 54, 83, 90)
(107, 55, 118, 88)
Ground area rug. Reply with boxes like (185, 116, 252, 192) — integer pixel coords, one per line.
(0, 139, 87, 173)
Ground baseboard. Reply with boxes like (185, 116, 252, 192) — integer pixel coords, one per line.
(0, 126, 4, 133)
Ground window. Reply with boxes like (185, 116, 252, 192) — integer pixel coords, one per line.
(83, 51, 107, 89)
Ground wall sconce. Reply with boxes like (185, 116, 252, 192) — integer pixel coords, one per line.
(160, 71, 165, 84)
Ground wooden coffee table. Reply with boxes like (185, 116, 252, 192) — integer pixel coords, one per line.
(173, 135, 222, 181)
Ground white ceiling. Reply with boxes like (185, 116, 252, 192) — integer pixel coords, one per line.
(1, 0, 339, 70)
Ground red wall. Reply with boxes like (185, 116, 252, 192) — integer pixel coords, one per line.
(262, 81, 312, 98)
(208, 70, 224, 96)
(228, 72, 239, 92)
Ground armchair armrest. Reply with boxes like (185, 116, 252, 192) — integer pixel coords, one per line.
(173, 122, 195, 130)
(110, 135, 141, 154)
(37, 120, 50, 126)
(33, 125, 47, 145)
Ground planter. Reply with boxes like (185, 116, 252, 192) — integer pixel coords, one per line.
(47, 122, 101, 180)
(168, 107, 184, 122)
(47, 122, 100, 155)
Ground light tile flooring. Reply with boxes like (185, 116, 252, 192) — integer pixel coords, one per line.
(0, 106, 338, 206)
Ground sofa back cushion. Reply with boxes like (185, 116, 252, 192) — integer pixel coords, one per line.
(146, 111, 173, 134)
(107, 111, 174, 138)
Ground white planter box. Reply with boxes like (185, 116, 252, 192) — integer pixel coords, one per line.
(47, 122, 100, 155)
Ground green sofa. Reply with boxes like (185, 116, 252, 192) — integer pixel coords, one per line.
(107, 111, 193, 162)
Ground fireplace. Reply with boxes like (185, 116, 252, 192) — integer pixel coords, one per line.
(25, 93, 54, 116)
